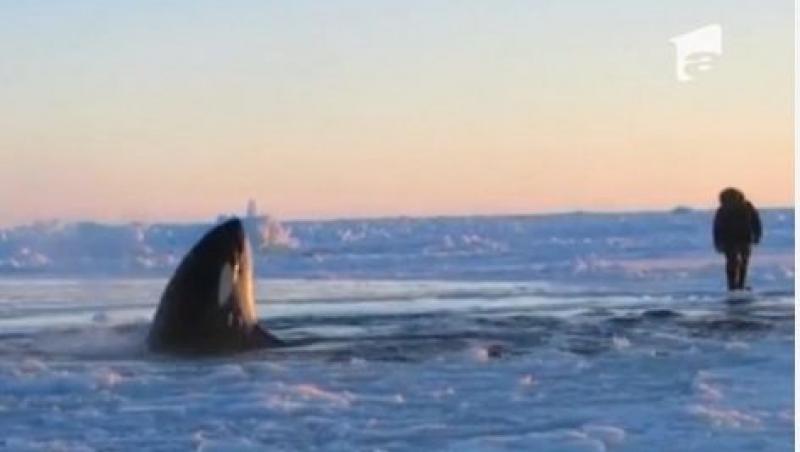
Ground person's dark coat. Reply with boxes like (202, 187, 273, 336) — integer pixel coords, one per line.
(713, 188, 762, 252)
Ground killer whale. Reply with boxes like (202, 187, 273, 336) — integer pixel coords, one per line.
(147, 218, 283, 354)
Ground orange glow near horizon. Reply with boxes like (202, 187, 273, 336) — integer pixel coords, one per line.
(0, 2, 792, 226)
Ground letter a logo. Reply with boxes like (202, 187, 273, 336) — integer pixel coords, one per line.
(669, 24, 722, 82)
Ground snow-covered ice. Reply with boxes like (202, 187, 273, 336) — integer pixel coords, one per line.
(0, 211, 793, 451)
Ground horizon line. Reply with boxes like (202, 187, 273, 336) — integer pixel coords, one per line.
(4, 204, 794, 228)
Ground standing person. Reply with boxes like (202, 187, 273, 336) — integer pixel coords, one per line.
(713, 188, 762, 291)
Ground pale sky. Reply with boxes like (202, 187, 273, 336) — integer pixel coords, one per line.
(0, 0, 793, 225)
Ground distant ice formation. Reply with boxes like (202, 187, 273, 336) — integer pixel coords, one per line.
(243, 203, 299, 252)
(0, 201, 299, 274)
(0, 208, 792, 289)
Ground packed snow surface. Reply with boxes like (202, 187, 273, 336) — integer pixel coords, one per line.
(0, 211, 793, 451)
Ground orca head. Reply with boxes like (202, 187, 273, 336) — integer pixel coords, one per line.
(148, 218, 268, 353)
(201, 218, 257, 325)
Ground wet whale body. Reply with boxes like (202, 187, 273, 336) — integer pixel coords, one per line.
(147, 218, 283, 354)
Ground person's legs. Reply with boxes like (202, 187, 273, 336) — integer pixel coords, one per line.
(737, 245, 751, 290)
(724, 249, 738, 291)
